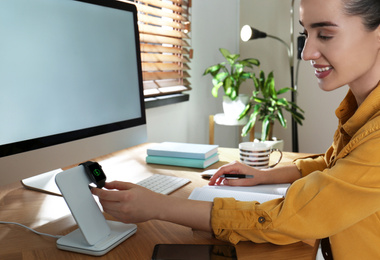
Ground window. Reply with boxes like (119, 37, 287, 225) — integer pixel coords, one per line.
(129, 0, 192, 97)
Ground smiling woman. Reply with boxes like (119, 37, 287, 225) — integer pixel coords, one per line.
(91, 0, 380, 259)
(300, 0, 380, 105)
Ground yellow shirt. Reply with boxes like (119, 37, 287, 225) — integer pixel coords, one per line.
(211, 82, 380, 259)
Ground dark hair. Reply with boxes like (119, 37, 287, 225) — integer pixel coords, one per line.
(343, 0, 380, 31)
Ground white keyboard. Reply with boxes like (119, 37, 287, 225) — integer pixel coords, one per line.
(137, 174, 190, 195)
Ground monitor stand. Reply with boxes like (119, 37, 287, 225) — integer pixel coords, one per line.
(55, 166, 137, 256)
(21, 168, 63, 196)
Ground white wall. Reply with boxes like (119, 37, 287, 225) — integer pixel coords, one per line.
(239, 0, 347, 153)
(146, 0, 242, 148)
(146, 0, 347, 154)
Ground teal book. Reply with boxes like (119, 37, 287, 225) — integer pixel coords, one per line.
(146, 153, 219, 169)
(147, 142, 219, 160)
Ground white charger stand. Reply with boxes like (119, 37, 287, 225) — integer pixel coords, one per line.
(55, 166, 137, 256)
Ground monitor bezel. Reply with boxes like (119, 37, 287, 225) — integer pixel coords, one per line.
(0, 0, 146, 158)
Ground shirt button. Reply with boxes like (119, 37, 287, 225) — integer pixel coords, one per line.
(258, 217, 266, 223)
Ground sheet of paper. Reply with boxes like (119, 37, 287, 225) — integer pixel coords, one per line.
(188, 183, 290, 203)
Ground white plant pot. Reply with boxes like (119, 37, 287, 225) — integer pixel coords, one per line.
(223, 94, 249, 120)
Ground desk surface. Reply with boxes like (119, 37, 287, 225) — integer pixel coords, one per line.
(0, 143, 317, 260)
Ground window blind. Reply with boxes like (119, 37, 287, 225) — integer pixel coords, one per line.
(128, 0, 192, 97)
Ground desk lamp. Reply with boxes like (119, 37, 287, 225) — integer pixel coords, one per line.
(240, 1, 305, 152)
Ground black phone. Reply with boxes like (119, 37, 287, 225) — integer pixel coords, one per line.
(151, 244, 237, 260)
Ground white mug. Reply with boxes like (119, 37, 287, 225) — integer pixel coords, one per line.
(239, 142, 283, 169)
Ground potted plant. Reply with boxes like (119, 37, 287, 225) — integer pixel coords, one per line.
(239, 70, 304, 146)
(203, 48, 260, 119)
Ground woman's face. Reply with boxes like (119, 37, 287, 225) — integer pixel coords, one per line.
(300, 0, 380, 102)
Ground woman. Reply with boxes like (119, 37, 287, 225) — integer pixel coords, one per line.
(92, 0, 380, 259)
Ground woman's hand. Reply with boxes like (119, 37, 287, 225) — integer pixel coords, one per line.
(92, 181, 164, 223)
(209, 161, 302, 187)
(208, 160, 264, 186)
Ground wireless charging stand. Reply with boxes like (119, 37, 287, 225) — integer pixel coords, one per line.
(55, 166, 137, 256)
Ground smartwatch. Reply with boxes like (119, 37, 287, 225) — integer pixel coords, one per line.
(80, 161, 106, 188)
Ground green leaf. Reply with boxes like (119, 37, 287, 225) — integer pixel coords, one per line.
(261, 115, 271, 141)
(228, 54, 240, 62)
(252, 103, 261, 117)
(276, 98, 289, 106)
(212, 78, 219, 86)
(241, 120, 254, 137)
(203, 64, 221, 75)
(266, 72, 276, 98)
(239, 103, 252, 119)
(224, 77, 232, 91)
(230, 89, 238, 100)
(241, 72, 252, 79)
(291, 112, 304, 125)
(259, 70, 266, 95)
(215, 72, 228, 82)
(211, 82, 223, 98)
(288, 102, 305, 113)
(259, 70, 266, 83)
(292, 110, 305, 122)
(225, 86, 232, 95)
(252, 97, 266, 103)
(252, 75, 259, 91)
(276, 87, 292, 95)
(219, 48, 231, 59)
(244, 58, 260, 66)
(241, 107, 259, 137)
(234, 63, 244, 74)
(277, 109, 287, 128)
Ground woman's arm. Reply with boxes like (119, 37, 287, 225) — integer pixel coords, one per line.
(92, 181, 213, 231)
(208, 160, 302, 186)
(92, 162, 301, 232)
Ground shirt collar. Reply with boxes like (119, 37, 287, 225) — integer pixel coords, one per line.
(336, 82, 380, 137)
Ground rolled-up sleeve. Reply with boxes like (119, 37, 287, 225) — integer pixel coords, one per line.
(212, 198, 275, 244)
(294, 154, 327, 177)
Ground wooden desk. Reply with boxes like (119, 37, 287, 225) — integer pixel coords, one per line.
(0, 143, 317, 260)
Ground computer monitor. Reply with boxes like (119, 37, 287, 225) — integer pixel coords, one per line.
(0, 0, 147, 186)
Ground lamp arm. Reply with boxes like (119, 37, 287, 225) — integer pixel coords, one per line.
(290, 0, 295, 66)
(267, 0, 295, 68)
(290, 0, 298, 152)
(266, 34, 292, 66)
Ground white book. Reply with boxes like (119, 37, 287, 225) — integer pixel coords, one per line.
(147, 142, 219, 159)
(188, 183, 290, 203)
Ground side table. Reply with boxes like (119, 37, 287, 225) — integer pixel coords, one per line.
(209, 113, 255, 145)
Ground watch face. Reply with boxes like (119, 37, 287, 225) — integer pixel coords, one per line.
(87, 163, 106, 182)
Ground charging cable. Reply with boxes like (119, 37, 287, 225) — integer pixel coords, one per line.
(0, 221, 63, 239)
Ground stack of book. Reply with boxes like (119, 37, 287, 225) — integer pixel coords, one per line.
(146, 142, 219, 169)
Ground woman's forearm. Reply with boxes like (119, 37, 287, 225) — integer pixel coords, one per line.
(157, 194, 213, 231)
(259, 164, 302, 184)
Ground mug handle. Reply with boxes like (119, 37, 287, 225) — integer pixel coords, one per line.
(268, 149, 283, 168)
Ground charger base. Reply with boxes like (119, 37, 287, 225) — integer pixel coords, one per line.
(57, 220, 137, 256)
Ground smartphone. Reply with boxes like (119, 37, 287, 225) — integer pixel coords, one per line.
(151, 244, 237, 260)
